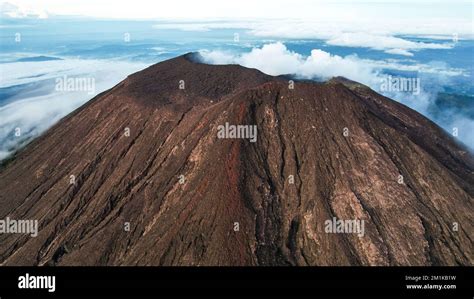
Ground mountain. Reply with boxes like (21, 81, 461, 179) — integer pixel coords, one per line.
(0, 53, 472, 266)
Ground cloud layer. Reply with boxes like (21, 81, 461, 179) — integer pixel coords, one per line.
(153, 17, 468, 56)
(0, 58, 147, 160)
(200, 42, 380, 86)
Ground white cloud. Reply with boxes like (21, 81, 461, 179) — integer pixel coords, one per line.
(0, 58, 147, 87)
(451, 117, 474, 150)
(384, 49, 414, 56)
(246, 18, 473, 40)
(0, 58, 148, 160)
(326, 32, 453, 53)
(152, 21, 260, 32)
(362, 59, 465, 77)
(198, 50, 237, 65)
(0, 1, 48, 18)
(152, 18, 468, 55)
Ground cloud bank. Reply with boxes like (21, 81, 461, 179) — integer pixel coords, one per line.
(325, 32, 453, 54)
(0, 58, 148, 160)
(0, 1, 48, 18)
(200, 43, 381, 87)
(153, 17, 469, 56)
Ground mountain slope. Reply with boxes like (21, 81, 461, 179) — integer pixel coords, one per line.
(0, 53, 472, 266)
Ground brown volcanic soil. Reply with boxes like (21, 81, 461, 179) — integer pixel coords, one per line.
(0, 53, 473, 266)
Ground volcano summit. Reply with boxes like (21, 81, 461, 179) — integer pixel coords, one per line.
(0, 53, 472, 266)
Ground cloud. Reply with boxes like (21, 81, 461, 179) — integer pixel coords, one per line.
(0, 57, 148, 88)
(325, 32, 453, 54)
(0, 58, 148, 160)
(384, 49, 414, 57)
(451, 117, 474, 150)
(250, 20, 466, 56)
(198, 42, 473, 150)
(200, 42, 378, 84)
(355, 58, 465, 77)
(153, 18, 468, 55)
(247, 18, 473, 39)
(0, 1, 48, 19)
(152, 21, 259, 32)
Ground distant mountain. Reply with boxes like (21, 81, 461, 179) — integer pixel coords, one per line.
(0, 53, 472, 266)
(15, 56, 63, 62)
